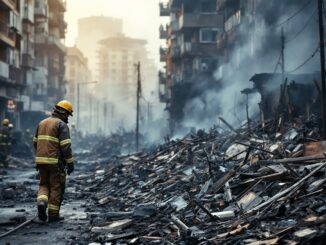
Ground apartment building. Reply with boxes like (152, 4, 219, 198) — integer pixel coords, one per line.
(65, 46, 91, 130)
(159, 0, 224, 131)
(0, 0, 22, 123)
(21, 0, 34, 110)
(98, 35, 148, 99)
(76, 16, 122, 81)
(33, 0, 66, 111)
(97, 34, 157, 131)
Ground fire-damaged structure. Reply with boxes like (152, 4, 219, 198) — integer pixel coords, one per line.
(159, 0, 224, 132)
(159, 0, 318, 132)
(248, 73, 321, 124)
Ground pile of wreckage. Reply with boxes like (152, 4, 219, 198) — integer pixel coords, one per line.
(78, 114, 326, 244)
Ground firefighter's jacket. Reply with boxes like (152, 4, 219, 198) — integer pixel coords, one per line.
(33, 115, 73, 166)
(0, 125, 11, 154)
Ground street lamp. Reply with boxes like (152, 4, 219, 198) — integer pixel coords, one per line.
(77, 81, 98, 129)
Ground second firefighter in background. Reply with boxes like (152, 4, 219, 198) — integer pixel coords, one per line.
(33, 100, 75, 222)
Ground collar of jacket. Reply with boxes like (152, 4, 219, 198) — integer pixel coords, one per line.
(52, 112, 68, 124)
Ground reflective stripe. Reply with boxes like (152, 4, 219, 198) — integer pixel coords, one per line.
(35, 157, 59, 164)
(33, 137, 37, 142)
(37, 135, 59, 143)
(48, 204, 60, 211)
(60, 139, 71, 146)
(66, 157, 74, 164)
(37, 194, 48, 202)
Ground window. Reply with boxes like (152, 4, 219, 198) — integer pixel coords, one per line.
(201, 1, 216, 13)
(200, 28, 219, 43)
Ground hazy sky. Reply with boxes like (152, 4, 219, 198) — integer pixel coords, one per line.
(65, 0, 167, 66)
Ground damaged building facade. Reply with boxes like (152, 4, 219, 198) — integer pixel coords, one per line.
(0, 0, 23, 127)
(160, 0, 319, 132)
(159, 0, 224, 132)
(33, 0, 67, 111)
(0, 0, 67, 129)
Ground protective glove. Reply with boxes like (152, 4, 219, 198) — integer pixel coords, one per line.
(67, 164, 74, 175)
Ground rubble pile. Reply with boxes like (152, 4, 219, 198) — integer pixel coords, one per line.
(79, 117, 326, 244)
(79, 131, 145, 160)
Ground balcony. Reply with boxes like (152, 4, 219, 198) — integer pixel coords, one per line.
(35, 32, 48, 45)
(171, 46, 180, 59)
(1, 0, 18, 11)
(9, 65, 21, 84)
(159, 2, 170, 16)
(160, 47, 167, 62)
(170, 0, 182, 9)
(158, 71, 166, 85)
(23, 6, 34, 23)
(22, 39, 34, 54)
(35, 4, 47, 18)
(49, 13, 66, 28)
(0, 60, 9, 79)
(179, 13, 223, 29)
(0, 20, 15, 47)
(216, 32, 226, 49)
(225, 11, 241, 33)
(48, 0, 66, 12)
(49, 58, 60, 72)
(159, 25, 168, 39)
(216, 0, 227, 10)
(217, 0, 240, 11)
(22, 54, 34, 68)
(48, 35, 66, 53)
(23, 22, 33, 34)
(180, 42, 219, 56)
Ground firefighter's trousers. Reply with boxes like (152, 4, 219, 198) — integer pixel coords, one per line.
(37, 164, 66, 218)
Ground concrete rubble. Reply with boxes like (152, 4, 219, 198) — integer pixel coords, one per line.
(76, 116, 326, 244)
(1, 116, 326, 244)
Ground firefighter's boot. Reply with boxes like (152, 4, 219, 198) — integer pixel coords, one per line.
(48, 215, 64, 223)
(37, 201, 47, 222)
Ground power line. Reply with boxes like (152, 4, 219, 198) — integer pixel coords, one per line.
(286, 8, 317, 43)
(274, 0, 313, 28)
(287, 46, 320, 73)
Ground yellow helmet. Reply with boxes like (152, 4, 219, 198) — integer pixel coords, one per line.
(2, 118, 9, 126)
(56, 100, 73, 116)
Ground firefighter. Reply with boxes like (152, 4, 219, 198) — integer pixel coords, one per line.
(0, 119, 12, 168)
(33, 100, 75, 222)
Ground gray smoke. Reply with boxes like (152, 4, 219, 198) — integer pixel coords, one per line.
(181, 0, 319, 132)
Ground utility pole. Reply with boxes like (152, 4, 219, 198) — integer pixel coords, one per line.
(89, 95, 93, 134)
(318, 0, 326, 139)
(136, 62, 142, 151)
(77, 83, 80, 129)
(147, 102, 151, 126)
(281, 27, 285, 83)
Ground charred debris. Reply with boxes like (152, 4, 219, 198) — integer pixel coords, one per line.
(74, 73, 326, 244)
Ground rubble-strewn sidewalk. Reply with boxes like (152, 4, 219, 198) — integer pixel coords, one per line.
(81, 117, 326, 244)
